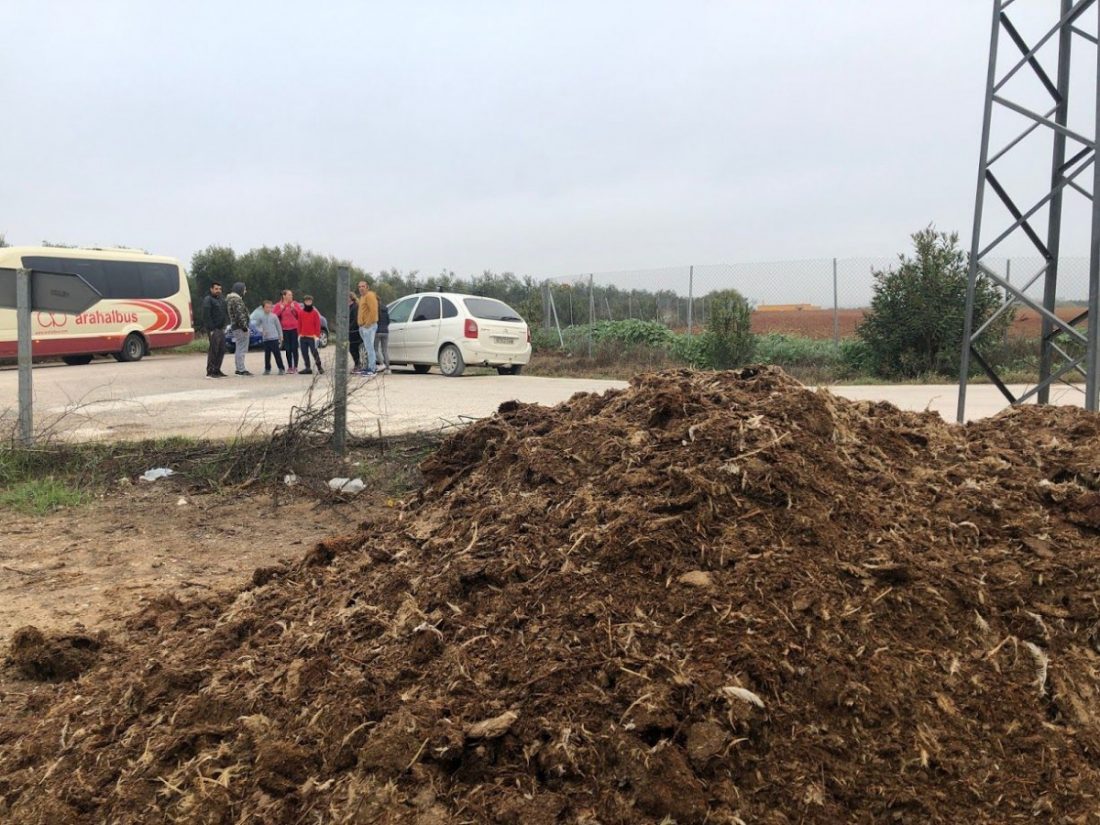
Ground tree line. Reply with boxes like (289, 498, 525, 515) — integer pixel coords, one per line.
(186, 243, 708, 332)
(188, 244, 548, 331)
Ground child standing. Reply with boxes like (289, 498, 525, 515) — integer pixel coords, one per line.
(298, 295, 325, 375)
(258, 300, 286, 375)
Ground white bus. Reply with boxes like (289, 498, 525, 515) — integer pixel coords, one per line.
(0, 246, 193, 364)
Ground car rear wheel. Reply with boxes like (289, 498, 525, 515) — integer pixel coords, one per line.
(62, 355, 94, 366)
(497, 365, 523, 375)
(119, 333, 145, 362)
(412, 363, 432, 374)
(438, 344, 465, 377)
(318, 329, 329, 348)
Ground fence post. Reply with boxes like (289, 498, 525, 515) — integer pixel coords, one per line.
(548, 288, 565, 348)
(588, 274, 595, 358)
(542, 281, 552, 329)
(16, 268, 33, 447)
(832, 257, 840, 347)
(332, 265, 350, 455)
(687, 265, 694, 334)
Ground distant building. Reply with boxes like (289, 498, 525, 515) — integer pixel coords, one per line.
(755, 303, 821, 312)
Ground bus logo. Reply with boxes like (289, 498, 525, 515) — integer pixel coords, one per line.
(36, 312, 67, 328)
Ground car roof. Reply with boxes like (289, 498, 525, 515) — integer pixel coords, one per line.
(396, 292, 507, 301)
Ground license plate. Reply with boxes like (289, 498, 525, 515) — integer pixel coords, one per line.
(493, 336, 516, 344)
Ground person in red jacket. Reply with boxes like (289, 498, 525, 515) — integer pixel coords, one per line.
(273, 290, 302, 373)
(298, 294, 324, 375)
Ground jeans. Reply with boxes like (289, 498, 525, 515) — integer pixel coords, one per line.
(375, 332, 389, 369)
(300, 336, 321, 371)
(206, 328, 226, 376)
(263, 339, 285, 372)
(283, 329, 299, 369)
(359, 323, 377, 372)
(232, 328, 249, 372)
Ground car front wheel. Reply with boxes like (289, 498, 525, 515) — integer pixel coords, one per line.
(318, 329, 328, 348)
(438, 344, 465, 377)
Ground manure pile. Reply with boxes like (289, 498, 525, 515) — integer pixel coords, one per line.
(2, 367, 1100, 824)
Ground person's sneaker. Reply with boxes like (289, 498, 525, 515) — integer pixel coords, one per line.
(205, 374, 216, 380)
(215, 371, 228, 377)
(288, 367, 297, 374)
(236, 370, 253, 376)
(263, 369, 271, 375)
(317, 366, 325, 375)
(278, 369, 286, 375)
(300, 368, 313, 375)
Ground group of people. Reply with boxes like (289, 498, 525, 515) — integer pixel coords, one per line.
(199, 280, 390, 379)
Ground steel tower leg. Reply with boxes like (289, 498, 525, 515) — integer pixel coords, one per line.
(960, 0, 1099, 422)
(1039, 0, 1074, 404)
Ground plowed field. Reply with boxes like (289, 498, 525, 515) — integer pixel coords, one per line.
(751, 306, 1085, 339)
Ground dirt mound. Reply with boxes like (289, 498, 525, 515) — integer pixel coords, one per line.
(6, 626, 104, 682)
(2, 367, 1100, 823)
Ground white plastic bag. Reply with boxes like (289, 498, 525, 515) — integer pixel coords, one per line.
(328, 477, 366, 494)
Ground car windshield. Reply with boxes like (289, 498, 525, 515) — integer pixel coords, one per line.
(463, 298, 523, 322)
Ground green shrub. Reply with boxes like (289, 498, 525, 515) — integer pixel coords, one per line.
(838, 338, 874, 376)
(857, 227, 1012, 378)
(668, 332, 710, 367)
(591, 319, 674, 347)
(700, 289, 754, 369)
(754, 333, 838, 368)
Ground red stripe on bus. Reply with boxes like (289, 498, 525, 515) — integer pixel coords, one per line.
(0, 331, 193, 358)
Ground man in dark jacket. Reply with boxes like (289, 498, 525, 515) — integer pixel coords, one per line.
(201, 282, 228, 378)
(374, 302, 390, 373)
(347, 292, 362, 370)
(226, 282, 252, 376)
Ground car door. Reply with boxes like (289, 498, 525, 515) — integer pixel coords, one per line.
(405, 295, 442, 362)
(385, 296, 418, 363)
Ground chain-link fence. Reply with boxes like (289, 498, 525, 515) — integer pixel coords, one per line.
(540, 256, 1093, 344)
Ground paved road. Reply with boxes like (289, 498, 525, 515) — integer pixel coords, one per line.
(0, 353, 1088, 441)
(0, 353, 624, 441)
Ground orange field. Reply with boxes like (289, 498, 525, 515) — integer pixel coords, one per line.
(750, 307, 1086, 340)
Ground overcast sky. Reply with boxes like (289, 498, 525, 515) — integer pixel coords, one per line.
(3, 1, 1094, 285)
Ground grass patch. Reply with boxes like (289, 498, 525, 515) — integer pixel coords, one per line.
(163, 337, 207, 355)
(0, 431, 440, 506)
(0, 478, 86, 515)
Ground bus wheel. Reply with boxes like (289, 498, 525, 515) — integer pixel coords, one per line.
(62, 355, 94, 366)
(119, 333, 145, 362)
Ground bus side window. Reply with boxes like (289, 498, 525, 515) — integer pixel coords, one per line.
(141, 264, 179, 299)
(103, 261, 143, 299)
(24, 257, 109, 298)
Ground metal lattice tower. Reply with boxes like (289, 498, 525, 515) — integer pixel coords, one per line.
(958, 0, 1100, 421)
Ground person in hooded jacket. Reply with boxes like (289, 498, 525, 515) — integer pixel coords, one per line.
(226, 282, 252, 376)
